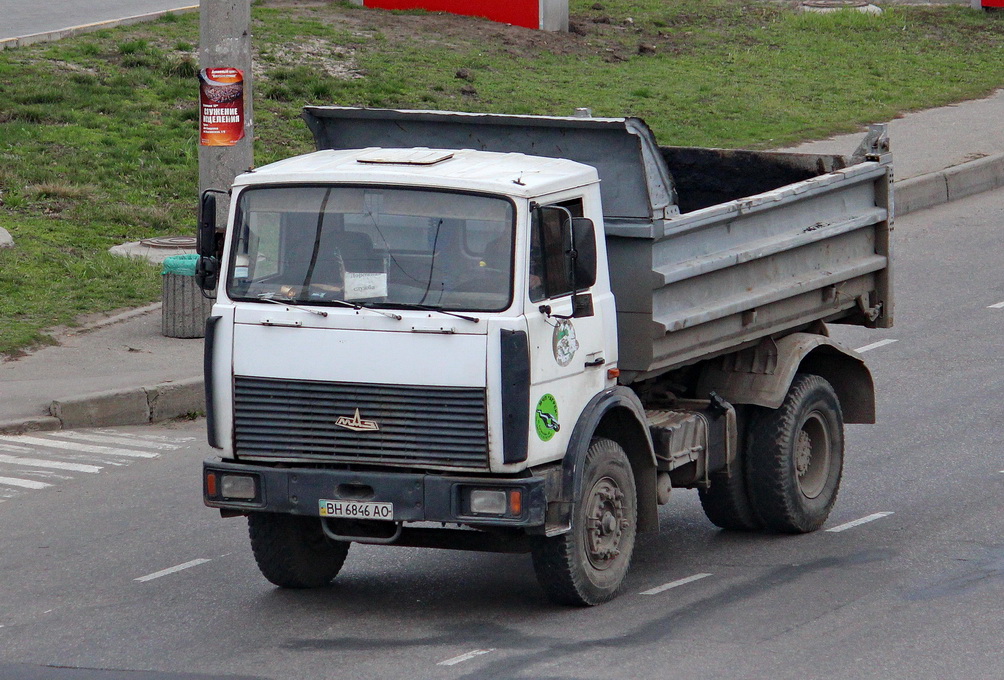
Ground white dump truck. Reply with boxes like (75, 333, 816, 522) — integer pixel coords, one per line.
(198, 107, 892, 605)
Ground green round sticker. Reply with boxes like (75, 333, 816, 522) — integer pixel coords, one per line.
(535, 394, 560, 442)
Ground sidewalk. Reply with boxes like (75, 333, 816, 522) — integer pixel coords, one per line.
(2, 90, 1004, 434)
(0, 304, 204, 432)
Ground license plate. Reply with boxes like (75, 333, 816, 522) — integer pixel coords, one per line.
(319, 499, 394, 520)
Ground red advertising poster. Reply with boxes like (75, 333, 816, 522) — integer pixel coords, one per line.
(363, 0, 539, 30)
(199, 67, 245, 147)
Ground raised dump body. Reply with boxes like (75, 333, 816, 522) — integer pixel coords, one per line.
(303, 106, 893, 384)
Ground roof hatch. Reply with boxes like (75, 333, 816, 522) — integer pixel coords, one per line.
(356, 149, 455, 166)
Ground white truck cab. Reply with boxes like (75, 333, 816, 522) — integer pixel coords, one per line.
(208, 146, 615, 476)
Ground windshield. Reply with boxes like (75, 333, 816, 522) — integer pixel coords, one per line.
(227, 186, 515, 312)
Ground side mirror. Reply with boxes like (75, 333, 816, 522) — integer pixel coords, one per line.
(196, 191, 224, 291)
(571, 217, 597, 289)
(195, 256, 219, 291)
(197, 192, 218, 258)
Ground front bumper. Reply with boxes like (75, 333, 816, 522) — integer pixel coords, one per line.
(203, 459, 547, 528)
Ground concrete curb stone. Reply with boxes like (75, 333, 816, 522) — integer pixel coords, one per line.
(894, 152, 1004, 216)
(147, 377, 206, 422)
(51, 388, 151, 429)
(944, 153, 1004, 202)
(45, 378, 206, 431)
(894, 173, 949, 216)
(0, 416, 62, 436)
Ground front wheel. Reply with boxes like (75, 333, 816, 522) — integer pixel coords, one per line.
(746, 374, 844, 533)
(530, 438, 637, 606)
(248, 513, 350, 588)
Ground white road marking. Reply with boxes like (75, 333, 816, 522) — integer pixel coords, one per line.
(825, 512, 894, 533)
(0, 435, 158, 459)
(639, 572, 713, 596)
(0, 454, 101, 473)
(437, 649, 495, 666)
(0, 477, 52, 490)
(854, 339, 898, 353)
(0, 443, 35, 454)
(135, 558, 212, 583)
(45, 431, 182, 451)
(987, 301, 1004, 309)
(95, 429, 195, 443)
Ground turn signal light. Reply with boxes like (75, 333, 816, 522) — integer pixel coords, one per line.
(509, 490, 522, 516)
(206, 472, 218, 497)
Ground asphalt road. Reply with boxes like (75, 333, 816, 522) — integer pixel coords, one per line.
(0, 189, 1002, 678)
(0, 0, 198, 41)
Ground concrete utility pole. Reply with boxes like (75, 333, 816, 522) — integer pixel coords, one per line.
(199, 0, 253, 219)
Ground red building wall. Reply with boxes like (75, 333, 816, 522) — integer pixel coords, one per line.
(361, 0, 540, 30)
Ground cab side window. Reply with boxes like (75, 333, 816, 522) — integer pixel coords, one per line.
(529, 199, 584, 302)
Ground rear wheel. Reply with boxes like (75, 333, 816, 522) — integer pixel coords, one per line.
(746, 374, 844, 533)
(248, 513, 351, 588)
(699, 452, 761, 530)
(530, 438, 637, 606)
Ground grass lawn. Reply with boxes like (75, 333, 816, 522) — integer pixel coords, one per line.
(1, 0, 1002, 354)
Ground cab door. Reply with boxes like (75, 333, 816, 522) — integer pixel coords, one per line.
(523, 199, 608, 466)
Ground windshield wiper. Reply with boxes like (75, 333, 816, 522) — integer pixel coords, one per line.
(390, 303, 480, 323)
(256, 293, 402, 321)
(257, 294, 328, 317)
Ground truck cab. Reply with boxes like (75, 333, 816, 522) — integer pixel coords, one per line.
(203, 146, 633, 583)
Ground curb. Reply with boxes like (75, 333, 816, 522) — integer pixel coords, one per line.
(894, 152, 1004, 216)
(0, 377, 204, 434)
(0, 5, 199, 51)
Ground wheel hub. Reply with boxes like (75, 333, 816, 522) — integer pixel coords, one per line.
(795, 411, 831, 499)
(795, 431, 812, 476)
(585, 477, 626, 569)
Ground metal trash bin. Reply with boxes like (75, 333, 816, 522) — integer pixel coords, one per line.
(162, 254, 213, 338)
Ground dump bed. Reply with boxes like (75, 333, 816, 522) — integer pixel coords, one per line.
(302, 107, 893, 383)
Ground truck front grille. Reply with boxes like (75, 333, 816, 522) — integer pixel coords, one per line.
(233, 376, 489, 470)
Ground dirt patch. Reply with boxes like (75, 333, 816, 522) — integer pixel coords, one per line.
(257, 0, 646, 62)
(255, 37, 363, 80)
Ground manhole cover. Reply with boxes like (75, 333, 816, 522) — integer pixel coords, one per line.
(139, 236, 197, 248)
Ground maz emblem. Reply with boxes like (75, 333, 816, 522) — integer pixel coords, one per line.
(335, 408, 380, 432)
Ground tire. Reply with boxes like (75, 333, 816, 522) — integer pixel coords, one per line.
(698, 413, 762, 531)
(746, 374, 844, 534)
(530, 438, 637, 606)
(247, 513, 350, 589)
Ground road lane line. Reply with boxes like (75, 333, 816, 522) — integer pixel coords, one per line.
(988, 301, 1004, 309)
(437, 649, 495, 666)
(0, 435, 158, 459)
(45, 431, 182, 451)
(854, 339, 898, 353)
(135, 559, 212, 583)
(95, 430, 196, 443)
(0, 477, 52, 490)
(0, 454, 101, 473)
(640, 572, 713, 596)
(825, 512, 894, 533)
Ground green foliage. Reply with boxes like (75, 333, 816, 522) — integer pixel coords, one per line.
(1, 1, 1003, 353)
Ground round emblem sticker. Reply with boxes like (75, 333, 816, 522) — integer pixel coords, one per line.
(552, 319, 579, 367)
(535, 394, 560, 442)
